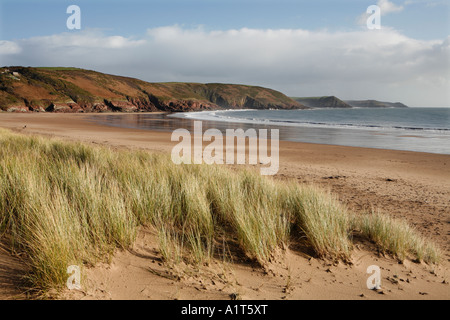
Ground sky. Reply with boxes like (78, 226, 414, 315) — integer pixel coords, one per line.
(0, 0, 449, 107)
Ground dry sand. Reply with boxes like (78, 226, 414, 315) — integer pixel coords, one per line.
(0, 113, 449, 300)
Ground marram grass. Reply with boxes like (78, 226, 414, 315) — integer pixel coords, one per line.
(0, 129, 441, 293)
(355, 212, 441, 263)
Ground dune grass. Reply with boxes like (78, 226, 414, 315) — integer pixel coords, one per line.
(355, 212, 441, 264)
(0, 129, 441, 293)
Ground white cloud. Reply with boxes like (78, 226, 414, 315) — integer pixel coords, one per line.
(0, 27, 449, 106)
(378, 0, 404, 14)
(0, 40, 21, 54)
(23, 31, 146, 49)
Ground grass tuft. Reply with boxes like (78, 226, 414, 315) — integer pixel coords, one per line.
(355, 212, 441, 264)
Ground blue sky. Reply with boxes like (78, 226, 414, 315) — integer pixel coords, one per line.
(0, 0, 449, 106)
(1, 0, 448, 40)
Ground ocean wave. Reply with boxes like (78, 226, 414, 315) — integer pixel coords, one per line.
(169, 110, 450, 134)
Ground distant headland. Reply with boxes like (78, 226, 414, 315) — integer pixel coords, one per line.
(291, 96, 409, 109)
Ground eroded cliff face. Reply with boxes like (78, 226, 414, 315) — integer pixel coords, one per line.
(0, 67, 306, 113)
(192, 84, 302, 110)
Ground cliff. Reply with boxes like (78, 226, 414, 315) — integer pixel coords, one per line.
(291, 96, 352, 109)
(0, 67, 306, 113)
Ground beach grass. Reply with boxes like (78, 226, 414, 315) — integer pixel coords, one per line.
(355, 212, 441, 264)
(0, 129, 441, 294)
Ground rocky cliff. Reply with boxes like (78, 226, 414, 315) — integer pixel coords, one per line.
(0, 67, 306, 113)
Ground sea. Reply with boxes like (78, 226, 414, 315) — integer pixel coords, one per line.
(90, 108, 450, 155)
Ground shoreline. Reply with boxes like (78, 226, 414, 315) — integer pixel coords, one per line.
(0, 112, 449, 300)
(166, 109, 450, 155)
(4, 111, 450, 156)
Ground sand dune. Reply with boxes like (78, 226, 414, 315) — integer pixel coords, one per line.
(0, 113, 448, 300)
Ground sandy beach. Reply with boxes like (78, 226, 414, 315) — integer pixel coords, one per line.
(0, 113, 449, 300)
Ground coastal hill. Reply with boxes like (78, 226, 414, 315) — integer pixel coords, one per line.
(291, 96, 352, 109)
(292, 96, 409, 109)
(0, 67, 306, 113)
(344, 100, 409, 109)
